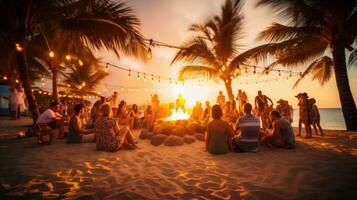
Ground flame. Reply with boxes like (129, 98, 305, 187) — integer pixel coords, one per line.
(165, 108, 190, 121)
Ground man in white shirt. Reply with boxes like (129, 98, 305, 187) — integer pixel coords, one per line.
(36, 101, 65, 139)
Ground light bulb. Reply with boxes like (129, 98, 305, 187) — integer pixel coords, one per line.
(78, 59, 83, 66)
(15, 43, 23, 52)
(147, 48, 152, 59)
(49, 51, 55, 58)
(65, 55, 71, 60)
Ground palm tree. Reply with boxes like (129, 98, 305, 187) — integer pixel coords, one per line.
(243, 0, 357, 131)
(61, 59, 108, 97)
(0, 0, 146, 123)
(171, 0, 248, 101)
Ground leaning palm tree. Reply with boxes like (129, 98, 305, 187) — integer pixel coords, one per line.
(61, 60, 108, 97)
(171, 0, 248, 101)
(244, 0, 357, 131)
(0, 0, 146, 122)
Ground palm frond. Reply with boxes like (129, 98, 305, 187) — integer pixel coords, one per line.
(293, 56, 334, 87)
(348, 48, 357, 67)
(171, 37, 219, 67)
(57, 0, 146, 59)
(257, 22, 325, 42)
(178, 65, 218, 81)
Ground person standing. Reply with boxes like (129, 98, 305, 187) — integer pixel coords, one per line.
(254, 90, 273, 129)
(216, 91, 226, 110)
(310, 98, 323, 136)
(9, 85, 19, 120)
(110, 91, 119, 115)
(296, 93, 313, 138)
(17, 85, 26, 118)
(151, 94, 160, 116)
(276, 99, 292, 123)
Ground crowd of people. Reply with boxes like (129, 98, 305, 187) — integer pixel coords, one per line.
(28, 87, 323, 154)
(202, 90, 323, 154)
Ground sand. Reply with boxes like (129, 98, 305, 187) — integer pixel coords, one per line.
(0, 117, 356, 199)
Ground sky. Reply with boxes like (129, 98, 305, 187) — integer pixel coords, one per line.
(96, 0, 357, 108)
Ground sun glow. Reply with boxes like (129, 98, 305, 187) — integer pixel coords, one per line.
(171, 81, 212, 107)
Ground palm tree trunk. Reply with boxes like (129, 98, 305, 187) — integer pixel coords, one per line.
(223, 79, 234, 101)
(16, 51, 40, 124)
(332, 41, 357, 131)
(52, 66, 58, 101)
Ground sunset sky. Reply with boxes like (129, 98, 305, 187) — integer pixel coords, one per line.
(97, 0, 357, 108)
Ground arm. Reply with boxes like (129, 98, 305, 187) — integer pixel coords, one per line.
(266, 96, 273, 106)
(254, 97, 258, 108)
(226, 125, 235, 137)
(205, 124, 210, 151)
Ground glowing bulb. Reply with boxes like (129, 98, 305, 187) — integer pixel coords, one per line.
(65, 55, 71, 60)
(15, 43, 23, 52)
(137, 73, 140, 81)
(31, 89, 34, 92)
(128, 71, 131, 80)
(147, 48, 152, 59)
(39, 91, 42, 94)
(278, 70, 281, 76)
(222, 65, 226, 71)
(15, 79, 19, 83)
(3, 76, 8, 80)
(49, 51, 55, 58)
(82, 82, 85, 86)
(78, 59, 83, 66)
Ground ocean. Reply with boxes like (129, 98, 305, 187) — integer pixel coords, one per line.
(291, 108, 346, 130)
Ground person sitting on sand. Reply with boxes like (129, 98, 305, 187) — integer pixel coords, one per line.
(296, 93, 313, 138)
(206, 105, 235, 154)
(36, 101, 65, 139)
(117, 100, 134, 129)
(130, 104, 142, 129)
(216, 91, 226, 110)
(95, 104, 138, 152)
(143, 105, 154, 130)
(232, 103, 260, 152)
(261, 111, 295, 149)
(310, 98, 323, 136)
(67, 104, 95, 144)
(223, 101, 231, 122)
(201, 101, 211, 126)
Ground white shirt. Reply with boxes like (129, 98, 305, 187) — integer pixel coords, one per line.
(36, 109, 62, 124)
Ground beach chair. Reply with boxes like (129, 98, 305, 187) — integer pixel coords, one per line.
(36, 123, 54, 145)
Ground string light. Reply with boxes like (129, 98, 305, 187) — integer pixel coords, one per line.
(65, 55, 71, 60)
(15, 79, 19, 83)
(222, 64, 226, 71)
(151, 74, 154, 83)
(128, 70, 131, 80)
(15, 43, 23, 52)
(104, 63, 109, 73)
(137, 72, 140, 81)
(3, 76, 8, 80)
(48, 51, 55, 58)
(82, 82, 86, 86)
(278, 70, 281, 76)
(78, 59, 83, 66)
(147, 39, 153, 60)
(144, 73, 147, 82)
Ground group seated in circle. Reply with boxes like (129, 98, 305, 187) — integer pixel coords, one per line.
(205, 103, 295, 154)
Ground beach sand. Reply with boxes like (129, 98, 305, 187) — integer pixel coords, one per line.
(0, 117, 356, 199)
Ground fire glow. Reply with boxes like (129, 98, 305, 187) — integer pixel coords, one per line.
(165, 109, 190, 121)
